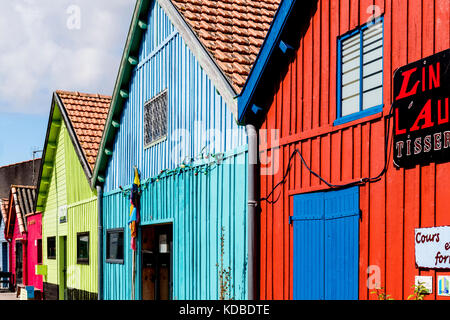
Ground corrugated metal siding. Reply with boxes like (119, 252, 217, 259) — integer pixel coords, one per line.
(103, 0, 247, 192)
(103, 149, 248, 300)
(259, 0, 450, 300)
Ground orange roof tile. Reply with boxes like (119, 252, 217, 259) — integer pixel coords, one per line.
(172, 0, 281, 92)
(56, 91, 111, 171)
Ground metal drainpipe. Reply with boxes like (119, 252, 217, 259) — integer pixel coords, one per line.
(97, 185, 103, 300)
(246, 124, 259, 300)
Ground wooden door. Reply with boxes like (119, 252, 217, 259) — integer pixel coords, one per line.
(15, 241, 23, 285)
(142, 227, 156, 300)
(141, 224, 172, 300)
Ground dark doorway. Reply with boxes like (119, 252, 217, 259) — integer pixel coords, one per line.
(59, 236, 67, 300)
(37, 239, 42, 264)
(141, 224, 172, 300)
(1, 242, 7, 289)
(15, 241, 23, 285)
(1, 242, 7, 271)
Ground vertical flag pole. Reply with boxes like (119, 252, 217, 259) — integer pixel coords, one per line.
(132, 250, 136, 300)
(128, 166, 141, 301)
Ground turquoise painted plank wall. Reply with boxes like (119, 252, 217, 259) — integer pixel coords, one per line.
(103, 149, 248, 300)
(101, 0, 249, 300)
(103, 0, 247, 193)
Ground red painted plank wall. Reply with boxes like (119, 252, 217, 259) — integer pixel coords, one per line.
(259, 0, 450, 300)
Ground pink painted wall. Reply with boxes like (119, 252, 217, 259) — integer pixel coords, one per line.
(25, 212, 42, 291)
(8, 210, 42, 291)
(8, 206, 22, 287)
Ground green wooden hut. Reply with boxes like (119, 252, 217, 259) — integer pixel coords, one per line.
(34, 91, 111, 300)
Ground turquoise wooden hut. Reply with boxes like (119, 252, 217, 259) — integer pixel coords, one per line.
(91, 0, 279, 300)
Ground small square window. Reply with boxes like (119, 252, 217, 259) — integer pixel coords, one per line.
(37, 239, 43, 264)
(47, 237, 56, 260)
(335, 18, 384, 125)
(106, 229, 124, 264)
(144, 89, 168, 148)
(77, 232, 89, 265)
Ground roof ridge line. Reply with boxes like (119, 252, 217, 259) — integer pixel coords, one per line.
(0, 158, 41, 169)
(55, 90, 112, 99)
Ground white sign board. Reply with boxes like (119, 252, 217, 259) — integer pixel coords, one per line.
(438, 276, 450, 296)
(415, 276, 433, 293)
(58, 205, 67, 224)
(415, 226, 450, 269)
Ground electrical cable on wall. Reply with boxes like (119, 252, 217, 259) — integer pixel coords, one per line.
(117, 149, 227, 198)
(261, 104, 395, 204)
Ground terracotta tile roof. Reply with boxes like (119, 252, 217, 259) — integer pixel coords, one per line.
(11, 186, 36, 234)
(56, 91, 112, 171)
(172, 0, 281, 92)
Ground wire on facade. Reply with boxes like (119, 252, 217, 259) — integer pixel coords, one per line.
(261, 104, 395, 204)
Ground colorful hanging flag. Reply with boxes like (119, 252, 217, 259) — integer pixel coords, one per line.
(128, 167, 141, 250)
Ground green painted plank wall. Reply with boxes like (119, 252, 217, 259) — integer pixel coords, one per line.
(42, 118, 67, 289)
(66, 198, 98, 295)
(41, 112, 98, 299)
(64, 128, 98, 297)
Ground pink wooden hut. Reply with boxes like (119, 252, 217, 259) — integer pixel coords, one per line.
(4, 185, 42, 298)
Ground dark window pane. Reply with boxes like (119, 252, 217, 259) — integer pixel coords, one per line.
(106, 229, 124, 263)
(77, 233, 89, 264)
(37, 239, 43, 264)
(47, 237, 56, 259)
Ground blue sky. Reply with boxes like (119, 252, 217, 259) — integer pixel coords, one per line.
(0, 0, 135, 166)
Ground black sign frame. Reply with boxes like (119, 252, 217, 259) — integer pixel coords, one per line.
(393, 48, 450, 168)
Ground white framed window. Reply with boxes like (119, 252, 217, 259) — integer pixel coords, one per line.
(335, 17, 384, 125)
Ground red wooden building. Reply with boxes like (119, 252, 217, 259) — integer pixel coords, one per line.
(238, 0, 450, 300)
